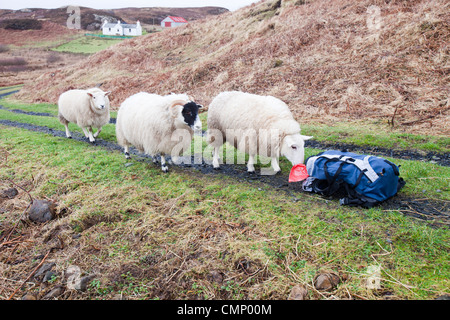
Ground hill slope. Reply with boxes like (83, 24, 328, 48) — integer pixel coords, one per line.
(0, 6, 228, 30)
(16, 0, 449, 135)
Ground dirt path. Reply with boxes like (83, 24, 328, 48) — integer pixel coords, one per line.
(0, 117, 448, 228)
(1, 90, 449, 227)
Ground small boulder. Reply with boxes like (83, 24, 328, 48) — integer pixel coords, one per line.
(34, 262, 56, 282)
(43, 286, 65, 299)
(27, 200, 56, 223)
(0, 187, 18, 199)
(21, 293, 37, 300)
(65, 265, 94, 292)
(313, 273, 340, 292)
(288, 285, 308, 300)
(208, 270, 223, 283)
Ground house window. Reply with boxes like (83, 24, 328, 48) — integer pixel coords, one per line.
(129, 29, 131, 32)
(108, 28, 111, 31)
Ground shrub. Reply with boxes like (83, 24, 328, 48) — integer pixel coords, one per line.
(0, 19, 43, 30)
(0, 44, 9, 53)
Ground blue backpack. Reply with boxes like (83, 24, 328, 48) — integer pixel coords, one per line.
(304, 150, 406, 208)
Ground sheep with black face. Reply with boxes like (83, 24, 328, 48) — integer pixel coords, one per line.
(116, 92, 202, 172)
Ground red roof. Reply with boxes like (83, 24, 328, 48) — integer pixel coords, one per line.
(168, 16, 187, 23)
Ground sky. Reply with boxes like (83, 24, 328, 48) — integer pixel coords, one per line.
(0, 1, 259, 12)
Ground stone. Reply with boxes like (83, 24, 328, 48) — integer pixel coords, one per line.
(21, 293, 37, 300)
(28, 200, 56, 223)
(313, 273, 340, 292)
(43, 286, 64, 299)
(65, 265, 94, 291)
(288, 285, 308, 300)
(34, 262, 56, 281)
(43, 271, 57, 283)
(0, 187, 18, 199)
(208, 270, 223, 283)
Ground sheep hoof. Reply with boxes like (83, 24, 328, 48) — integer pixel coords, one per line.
(161, 166, 169, 173)
(247, 170, 256, 175)
(213, 167, 221, 171)
(125, 152, 131, 159)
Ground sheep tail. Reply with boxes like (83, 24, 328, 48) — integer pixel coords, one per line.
(58, 112, 69, 125)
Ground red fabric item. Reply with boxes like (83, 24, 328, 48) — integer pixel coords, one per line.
(289, 164, 309, 182)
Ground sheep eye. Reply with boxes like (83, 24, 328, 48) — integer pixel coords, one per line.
(291, 146, 297, 150)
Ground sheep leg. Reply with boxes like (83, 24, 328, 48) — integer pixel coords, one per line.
(247, 154, 256, 174)
(64, 124, 72, 139)
(160, 155, 169, 173)
(87, 127, 95, 143)
(82, 127, 89, 138)
(93, 127, 102, 138)
(124, 145, 131, 159)
(271, 157, 281, 173)
(212, 146, 220, 170)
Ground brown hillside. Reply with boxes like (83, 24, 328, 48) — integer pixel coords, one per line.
(16, 0, 449, 135)
(0, 6, 228, 30)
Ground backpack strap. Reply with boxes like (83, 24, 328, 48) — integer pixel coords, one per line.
(307, 154, 379, 183)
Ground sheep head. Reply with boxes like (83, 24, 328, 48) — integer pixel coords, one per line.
(281, 134, 313, 165)
(87, 90, 111, 111)
(170, 100, 202, 130)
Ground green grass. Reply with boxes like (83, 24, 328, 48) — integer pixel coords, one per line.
(0, 97, 449, 300)
(51, 36, 125, 54)
(303, 121, 450, 154)
(0, 100, 448, 201)
(1, 126, 449, 300)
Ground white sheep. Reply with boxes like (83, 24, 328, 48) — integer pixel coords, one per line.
(207, 91, 312, 174)
(58, 87, 111, 143)
(115, 92, 203, 172)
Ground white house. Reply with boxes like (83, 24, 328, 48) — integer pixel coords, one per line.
(161, 16, 188, 28)
(102, 20, 142, 36)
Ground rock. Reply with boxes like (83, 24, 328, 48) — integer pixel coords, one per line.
(65, 265, 94, 291)
(208, 270, 223, 283)
(34, 262, 56, 281)
(288, 285, 308, 300)
(43, 271, 57, 283)
(0, 187, 18, 199)
(21, 293, 37, 300)
(28, 200, 56, 223)
(43, 286, 64, 299)
(313, 273, 340, 292)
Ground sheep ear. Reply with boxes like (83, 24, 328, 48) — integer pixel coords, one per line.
(300, 135, 313, 141)
(87, 92, 93, 98)
(105, 91, 111, 96)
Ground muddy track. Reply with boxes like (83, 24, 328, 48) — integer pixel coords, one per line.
(0, 118, 448, 228)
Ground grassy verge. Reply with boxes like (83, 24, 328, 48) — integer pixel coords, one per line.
(51, 35, 125, 54)
(303, 121, 450, 154)
(1, 100, 448, 201)
(0, 98, 449, 300)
